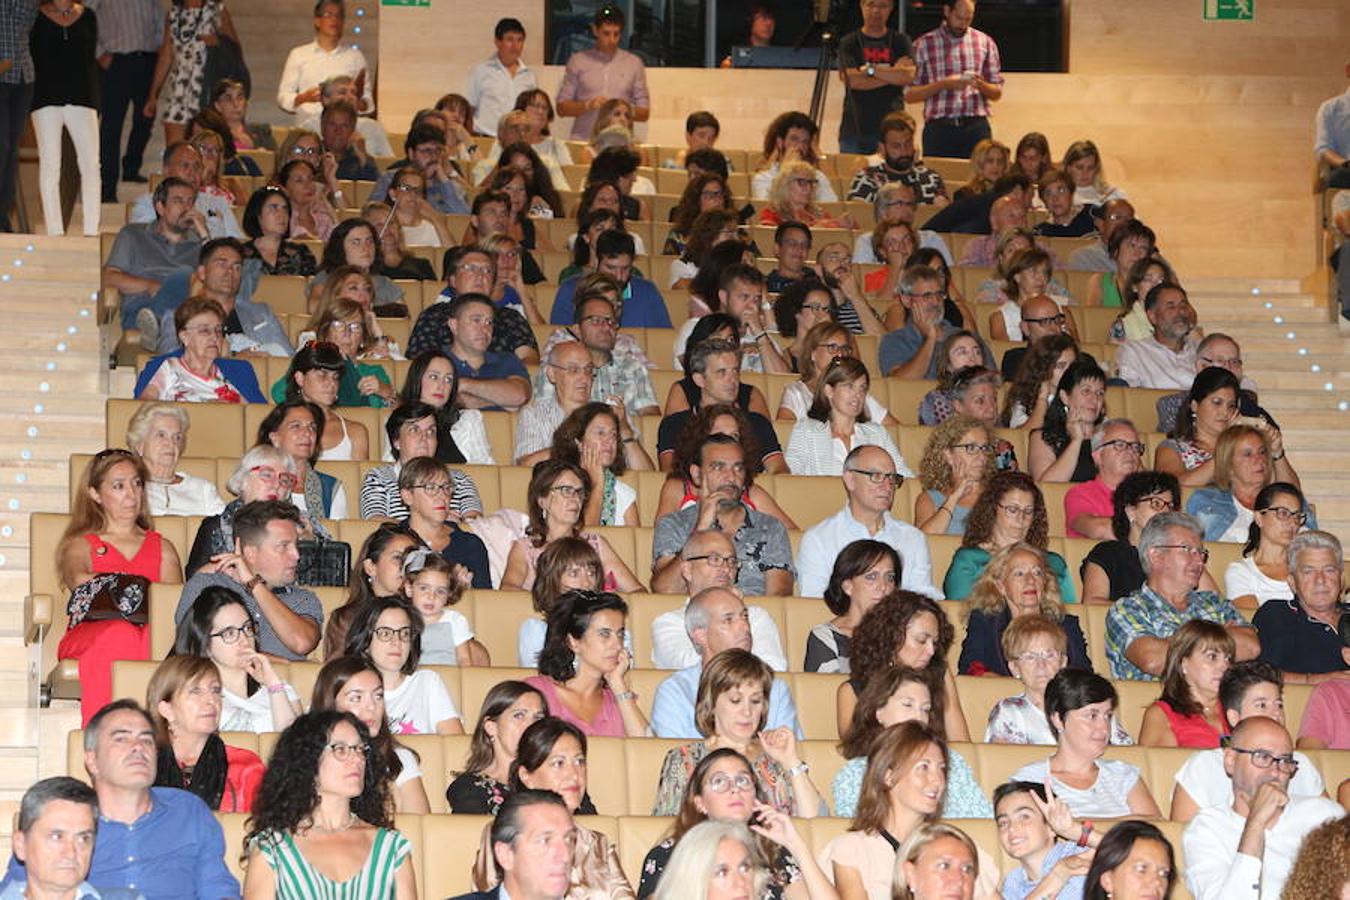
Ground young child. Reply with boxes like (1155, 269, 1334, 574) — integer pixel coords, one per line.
(985, 615, 1133, 745)
(1170, 660, 1326, 822)
(994, 780, 1095, 900)
(403, 550, 489, 667)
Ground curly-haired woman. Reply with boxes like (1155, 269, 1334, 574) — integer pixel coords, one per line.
(242, 710, 417, 898)
(942, 471, 1076, 603)
(914, 415, 995, 535)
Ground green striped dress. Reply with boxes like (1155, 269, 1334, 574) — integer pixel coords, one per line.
(255, 827, 411, 899)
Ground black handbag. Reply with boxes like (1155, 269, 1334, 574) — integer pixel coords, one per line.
(199, 34, 251, 109)
(295, 538, 351, 587)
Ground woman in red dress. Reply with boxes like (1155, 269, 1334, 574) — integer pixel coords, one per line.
(57, 449, 183, 722)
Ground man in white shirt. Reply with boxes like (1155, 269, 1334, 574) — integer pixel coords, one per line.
(649, 587, 801, 739)
(277, 0, 374, 121)
(650, 529, 787, 671)
(297, 75, 392, 156)
(1114, 282, 1201, 389)
(797, 444, 937, 598)
(465, 17, 537, 137)
(513, 341, 596, 464)
(128, 142, 240, 239)
(1170, 660, 1326, 823)
(1182, 716, 1344, 900)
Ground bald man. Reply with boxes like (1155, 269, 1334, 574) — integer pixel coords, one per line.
(959, 194, 1028, 267)
(997, 293, 1073, 381)
(514, 341, 596, 464)
(1182, 716, 1344, 900)
(648, 530, 787, 671)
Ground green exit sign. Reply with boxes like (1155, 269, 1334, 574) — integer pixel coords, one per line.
(381, 0, 429, 6)
(1204, 0, 1253, 20)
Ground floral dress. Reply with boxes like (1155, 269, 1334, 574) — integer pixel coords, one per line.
(163, 0, 221, 124)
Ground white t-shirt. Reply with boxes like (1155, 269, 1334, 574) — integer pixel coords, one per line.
(778, 380, 890, 422)
(668, 257, 698, 287)
(401, 219, 444, 248)
(394, 745, 422, 787)
(219, 683, 300, 734)
(1011, 758, 1142, 818)
(419, 608, 475, 665)
(612, 478, 637, 524)
(1174, 747, 1324, 812)
(1223, 557, 1295, 606)
(384, 669, 460, 735)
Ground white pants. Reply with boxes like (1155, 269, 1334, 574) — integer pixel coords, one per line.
(31, 104, 101, 236)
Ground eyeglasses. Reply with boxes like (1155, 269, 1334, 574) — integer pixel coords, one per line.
(562, 563, 601, 579)
(290, 145, 319, 156)
(1021, 313, 1066, 327)
(705, 773, 755, 794)
(847, 468, 904, 487)
(1155, 544, 1211, 562)
(580, 314, 617, 328)
(1228, 747, 1299, 773)
(1014, 649, 1062, 665)
(550, 363, 597, 376)
(685, 552, 740, 569)
(700, 189, 726, 200)
(414, 482, 454, 497)
(325, 742, 370, 762)
(329, 321, 363, 334)
(250, 466, 298, 490)
(951, 442, 995, 455)
(1098, 439, 1145, 455)
(458, 263, 494, 276)
(209, 622, 257, 644)
(1259, 507, 1307, 525)
(817, 341, 852, 356)
(906, 290, 944, 301)
(550, 484, 586, 499)
(998, 503, 1036, 519)
(1135, 494, 1174, 512)
(373, 626, 413, 644)
(1199, 355, 1243, 368)
(801, 303, 833, 315)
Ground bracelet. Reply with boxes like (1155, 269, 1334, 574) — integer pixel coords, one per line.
(243, 574, 266, 593)
(614, 690, 637, 702)
(787, 761, 810, 778)
(1271, 450, 1285, 461)
(266, 683, 289, 695)
(622, 437, 638, 444)
(1077, 821, 1094, 847)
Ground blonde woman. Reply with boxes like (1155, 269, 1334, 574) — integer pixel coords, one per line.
(1061, 140, 1127, 207)
(954, 138, 1010, 201)
(958, 542, 1091, 676)
(914, 415, 995, 535)
(758, 160, 853, 229)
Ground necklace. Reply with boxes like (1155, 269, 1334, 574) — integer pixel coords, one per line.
(306, 811, 357, 833)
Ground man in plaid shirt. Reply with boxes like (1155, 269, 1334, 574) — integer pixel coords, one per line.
(904, 0, 1005, 159)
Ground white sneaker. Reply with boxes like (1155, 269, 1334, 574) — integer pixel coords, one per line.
(135, 307, 160, 349)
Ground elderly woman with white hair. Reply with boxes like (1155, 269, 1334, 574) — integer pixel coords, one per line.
(184, 445, 305, 577)
(127, 402, 227, 518)
(652, 818, 843, 900)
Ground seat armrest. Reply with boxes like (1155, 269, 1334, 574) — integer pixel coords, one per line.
(24, 592, 51, 644)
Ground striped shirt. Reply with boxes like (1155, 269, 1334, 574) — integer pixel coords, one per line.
(254, 827, 410, 899)
(359, 463, 483, 521)
(85, 0, 163, 56)
(910, 24, 1003, 121)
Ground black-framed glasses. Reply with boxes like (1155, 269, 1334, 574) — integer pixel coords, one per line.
(209, 622, 257, 644)
(325, 742, 370, 761)
(951, 442, 995, 455)
(1155, 544, 1210, 562)
(1259, 507, 1306, 525)
(1098, 439, 1145, 455)
(1021, 313, 1066, 326)
(847, 468, 904, 486)
(373, 626, 413, 644)
(414, 482, 454, 497)
(1228, 746, 1299, 773)
(684, 552, 740, 570)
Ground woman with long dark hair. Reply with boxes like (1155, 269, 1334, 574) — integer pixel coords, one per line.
(257, 398, 347, 518)
(240, 186, 317, 276)
(310, 656, 432, 814)
(397, 350, 496, 465)
(446, 680, 547, 814)
(323, 522, 423, 659)
(242, 711, 417, 898)
(1081, 821, 1175, 900)
(1028, 356, 1106, 482)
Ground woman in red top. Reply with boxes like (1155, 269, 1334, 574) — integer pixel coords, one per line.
(57, 449, 182, 722)
(147, 655, 265, 812)
(1139, 619, 1235, 748)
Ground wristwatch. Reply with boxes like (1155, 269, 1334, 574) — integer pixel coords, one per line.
(864, 62, 877, 78)
(243, 574, 266, 593)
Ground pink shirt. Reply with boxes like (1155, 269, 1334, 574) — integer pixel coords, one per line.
(1064, 477, 1114, 539)
(1298, 680, 1350, 750)
(525, 674, 627, 738)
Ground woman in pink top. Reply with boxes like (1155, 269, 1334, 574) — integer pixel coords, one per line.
(525, 590, 650, 738)
(1139, 620, 1234, 749)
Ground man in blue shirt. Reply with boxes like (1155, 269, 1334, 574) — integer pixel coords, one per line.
(879, 263, 993, 378)
(419, 293, 532, 411)
(650, 587, 802, 739)
(550, 230, 672, 328)
(3, 701, 239, 900)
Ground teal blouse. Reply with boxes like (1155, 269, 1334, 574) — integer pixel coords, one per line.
(943, 546, 1077, 603)
(269, 359, 391, 408)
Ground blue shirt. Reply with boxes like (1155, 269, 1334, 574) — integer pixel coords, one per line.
(650, 664, 801, 739)
(1314, 88, 1350, 160)
(549, 275, 672, 328)
(1000, 840, 1089, 900)
(451, 350, 528, 382)
(0, 882, 141, 900)
(3, 788, 239, 900)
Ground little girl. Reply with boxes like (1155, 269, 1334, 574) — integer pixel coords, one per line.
(404, 550, 490, 667)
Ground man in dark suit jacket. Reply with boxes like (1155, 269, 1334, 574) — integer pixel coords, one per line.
(447, 790, 575, 900)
